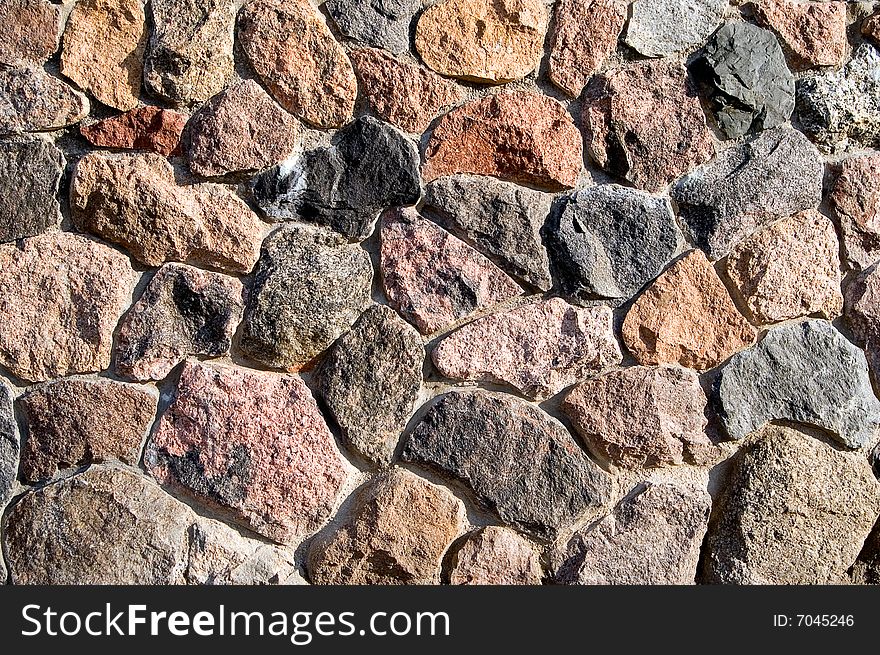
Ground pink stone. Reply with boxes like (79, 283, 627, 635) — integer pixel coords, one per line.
(0, 0, 60, 64)
(751, 0, 847, 70)
(830, 153, 880, 270)
(449, 527, 543, 585)
(80, 106, 187, 156)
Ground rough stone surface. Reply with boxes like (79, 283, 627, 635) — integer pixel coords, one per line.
(622, 250, 755, 371)
(307, 468, 465, 585)
(325, 0, 420, 56)
(115, 263, 244, 381)
(693, 21, 795, 139)
(750, 0, 847, 71)
(583, 60, 715, 193)
(704, 425, 880, 584)
(543, 185, 681, 303)
(423, 91, 583, 191)
(147, 361, 348, 544)
(555, 483, 711, 585)
(240, 225, 372, 370)
(724, 211, 843, 324)
(547, 0, 626, 97)
(70, 152, 264, 273)
(797, 44, 880, 152)
(0, 232, 137, 382)
(4, 465, 299, 584)
(843, 263, 880, 386)
(0, 379, 16, 507)
(187, 79, 300, 177)
(80, 106, 186, 156)
(19, 378, 157, 482)
(251, 116, 420, 240)
(0, 0, 60, 64)
(449, 527, 543, 585)
(625, 0, 726, 58)
(238, 0, 357, 128)
(432, 299, 622, 400)
(563, 366, 713, 469)
(316, 305, 423, 465)
(0, 137, 64, 243)
(672, 127, 824, 260)
(380, 208, 522, 335)
(415, 0, 547, 83)
(402, 391, 613, 540)
(422, 175, 552, 290)
(60, 0, 147, 111)
(0, 64, 89, 135)
(716, 319, 880, 449)
(350, 48, 464, 134)
(864, 11, 880, 44)
(144, 0, 235, 105)
(831, 153, 880, 270)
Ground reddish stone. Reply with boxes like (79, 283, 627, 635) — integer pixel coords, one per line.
(0, 0, 60, 64)
(449, 527, 543, 585)
(751, 0, 847, 70)
(864, 11, 880, 44)
(830, 153, 880, 270)
(80, 106, 186, 156)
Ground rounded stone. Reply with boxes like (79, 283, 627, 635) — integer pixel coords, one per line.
(449, 527, 543, 585)
(0, 64, 89, 135)
(624, 0, 726, 58)
(0, 0, 60, 65)
(324, 0, 419, 56)
(749, 0, 847, 71)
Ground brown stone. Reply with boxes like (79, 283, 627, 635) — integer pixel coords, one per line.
(80, 106, 186, 156)
(622, 250, 755, 370)
(0, 231, 137, 382)
(70, 152, 264, 274)
(187, 79, 300, 177)
(61, 0, 147, 111)
(238, 0, 357, 128)
(864, 11, 880, 44)
(423, 91, 583, 191)
(548, 0, 627, 97)
(725, 211, 843, 324)
(830, 153, 880, 271)
(307, 468, 465, 584)
(350, 48, 464, 134)
(449, 527, 543, 585)
(0, 64, 89, 135)
(750, 0, 847, 70)
(19, 378, 157, 482)
(0, 0, 60, 64)
(844, 262, 880, 378)
(583, 60, 715, 193)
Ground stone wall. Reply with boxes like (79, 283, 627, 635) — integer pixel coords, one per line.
(1, 0, 880, 585)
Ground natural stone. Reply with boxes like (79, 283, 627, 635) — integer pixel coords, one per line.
(672, 127, 824, 260)
(864, 11, 880, 44)
(704, 425, 880, 584)
(562, 366, 713, 469)
(380, 208, 521, 335)
(547, 0, 626, 97)
(144, 0, 235, 105)
(0, 0, 60, 64)
(843, 262, 880, 378)
(555, 483, 711, 584)
(350, 48, 464, 134)
(115, 263, 244, 381)
(422, 175, 552, 290)
(240, 225, 372, 370)
(622, 250, 755, 371)
(0, 379, 16, 507)
(324, 0, 420, 56)
(0, 232, 137, 382)
(402, 391, 613, 540)
(308, 469, 465, 585)
(625, 0, 726, 58)
(80, 106, 186, 156)
(693, 21, 795, 139)
(0, 64, 89, 135)
(4, 465, 299, 584)
(315, 305, 423, 465)
(423, 91, 582, 191)
(449, 527, 543, 585)
(432, 299, 622, 400)
(0, 137, 64, 243)
(238, 0, 357, 128)
(70, 152, 264, 274)
(147, 360, 349, 544)
(724, 211, 843, 324)
(543, 185, 681, 303)
(60, 0, 147, 111)
(715, 319, 880, 449)
(583, 60, 715, 193)
(187, 79, 300, 177)
(749, 0, 847, 71)
(19, 378, 157, 482)
(251, 116, 420, 240)
(831, 153, 880, 270)
(797, 44, 880, 152)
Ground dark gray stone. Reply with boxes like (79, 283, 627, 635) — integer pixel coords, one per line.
(0, 63, 88, 135)
(251, 115, 421, 241)
(401, 390, 613, 540)
(0, 378, 17, 507)
(715, 320, 880, 449)
(324, 0, 419, 56)
(422, 175, 552, 290)
(541, 184, 681, 303)
(0, 137, 64, 243)
(693, 21, 795, 139)
(672, 127, 823, 260)
(316, 304, 423, 465)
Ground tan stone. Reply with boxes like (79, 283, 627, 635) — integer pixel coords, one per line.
(0, 0, 60, 64)
(449, 527, 543, 585)
(751, 0, 847, 70)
